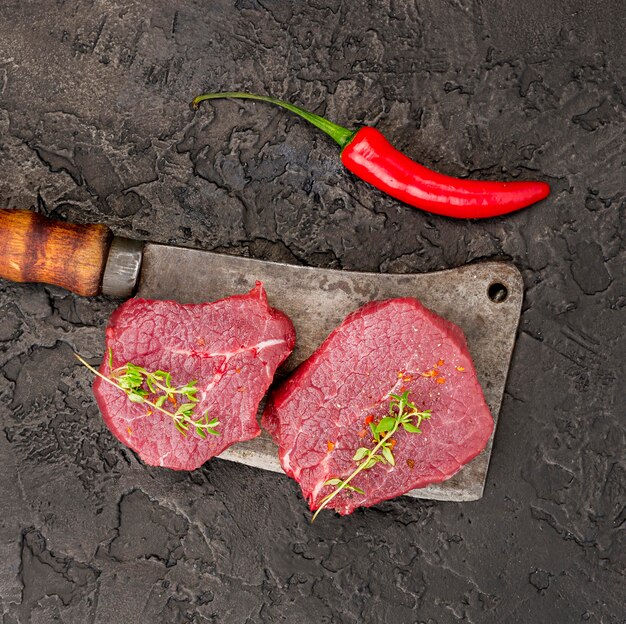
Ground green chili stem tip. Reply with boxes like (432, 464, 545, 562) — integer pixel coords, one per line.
(190, 91, 355, 149)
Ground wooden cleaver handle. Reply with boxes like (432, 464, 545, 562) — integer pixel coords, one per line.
(0, 209, 113, 296)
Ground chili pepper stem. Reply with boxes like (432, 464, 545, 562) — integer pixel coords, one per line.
(191, 91, 356, 149)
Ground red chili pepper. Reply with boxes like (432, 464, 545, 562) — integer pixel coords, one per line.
(191, 92, 550, 219)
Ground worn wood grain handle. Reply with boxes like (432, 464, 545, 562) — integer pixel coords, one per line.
(0, 209, 112, 296)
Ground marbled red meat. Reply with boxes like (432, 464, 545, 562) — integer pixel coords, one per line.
(262, 298, 493, 515)
(94, 283, 295, 470)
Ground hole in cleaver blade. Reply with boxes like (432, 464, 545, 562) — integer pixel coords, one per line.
(138, 244, 523, 502)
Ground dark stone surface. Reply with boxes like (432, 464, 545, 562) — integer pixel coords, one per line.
(0, 1, 624, 622)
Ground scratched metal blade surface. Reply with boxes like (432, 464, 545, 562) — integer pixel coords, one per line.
(137, 243, 523, 501)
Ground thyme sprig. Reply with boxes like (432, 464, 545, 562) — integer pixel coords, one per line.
(311, 391, 431, 522)
(75, 351, 220, 439)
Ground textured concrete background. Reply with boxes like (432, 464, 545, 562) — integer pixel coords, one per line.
(0, 1, 624, 622)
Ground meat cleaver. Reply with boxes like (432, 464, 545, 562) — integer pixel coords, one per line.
(0, 208, 523, 501)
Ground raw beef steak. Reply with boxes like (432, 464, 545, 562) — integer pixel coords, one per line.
(94, 283, 295, 470)
(262, 298, 493, 515)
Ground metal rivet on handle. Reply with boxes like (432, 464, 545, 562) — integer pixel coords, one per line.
(101, 237, 144, 298)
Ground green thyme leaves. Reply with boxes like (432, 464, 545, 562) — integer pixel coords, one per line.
(312, 390, 431, 522)
(75, 351, 220, 439)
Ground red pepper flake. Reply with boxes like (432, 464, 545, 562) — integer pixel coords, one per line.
(437, 359, 445, 367)
(196, 337, 206, 347)
(235, 367, 241, 374)
(358, 429, 367, 439)
(436, 377, 446, 385)
(421, 370, 434, 378)
(327, 441, 335, 452)
(403, 374, 413, 382)
(168, 395, 177, 405)
(364, 415, 374, 425)
(400, 385, 407, 393)
(406, 459, 415, 470)
(397, 371, 404, 379)
(389, 438, 397, 448)
(146, 409, 153, 417)
(456, 366, 465, 372)
(237, 386, 246, 392)
(127, 427, 132, 436)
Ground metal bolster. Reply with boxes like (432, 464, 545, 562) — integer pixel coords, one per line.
(101, 237, 144, 298)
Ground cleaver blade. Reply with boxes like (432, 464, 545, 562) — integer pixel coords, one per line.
(135, 242, 523, 502)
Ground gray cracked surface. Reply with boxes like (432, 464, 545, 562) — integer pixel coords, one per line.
(0, 1, 624, 622)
